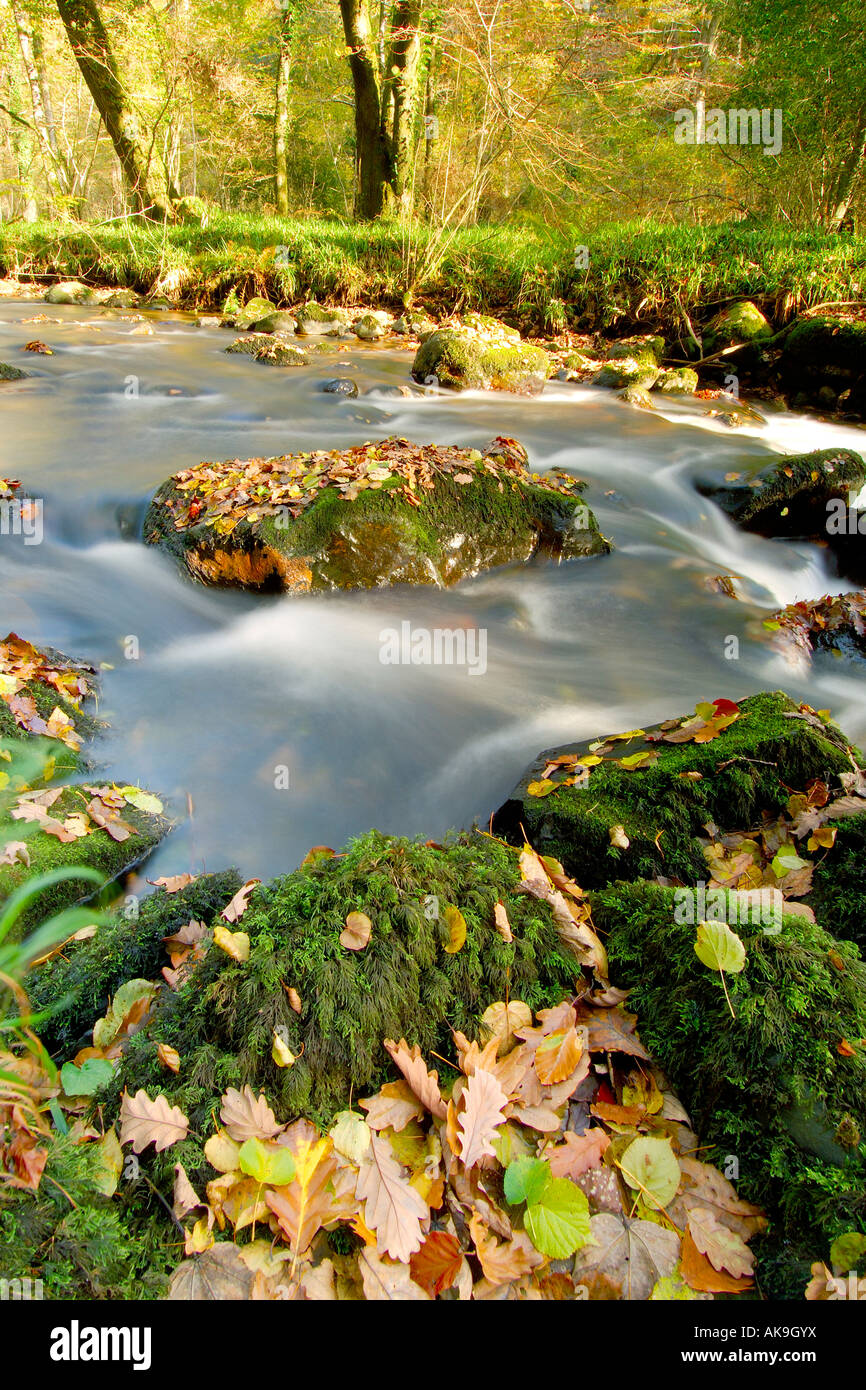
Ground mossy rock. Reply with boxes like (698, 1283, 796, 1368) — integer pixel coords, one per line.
(605, 334, 665, 367)
(492, 692, 857, 887)
(144, 436, 609, 593)
(295, 301, 350, 336)
(698, 447, 866, 545)
(28, 870, 243, 1058)
(593, 878, 866, 1296)
(703, 300, 773, 355)
(232, 296, 276, 331)
(653, 367, 698, 395)
(103, 831, 585, 1153)
(617, 384, 654, 410)
(0, 362, 30, 381)
(779, 317, 866, 399)
(250, 310, 297, 334)
(174, 195, 211, 227)
(44, 280, 96, 306)
(225, 334, 307, 367)
(1, 636, 170, 935)
(807, 812, 866, 956)
(411, 318, 550, 393)
(592, 359, 659, 390)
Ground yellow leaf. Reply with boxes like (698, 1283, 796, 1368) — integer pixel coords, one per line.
(442, 904, 466, 954)
(213, 924, 250, 962)
(157, 1043, 180, 1074)
(271, 1029, 297, 1068)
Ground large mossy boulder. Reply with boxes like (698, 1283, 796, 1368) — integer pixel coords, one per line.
(593, 878, 866, 1297)
(778, 317, 866, 416)
(294, 301, 351, 336)
(492, 691, 857, 887)
(83, 831, 585, 1136)
(411, 314, 551, 393)
(698, 447, 866, 579)
(44, 280, 96, 306)
(0, 632, 170, 934)
(144, 436, 609, 593)
(703, 300, 773, 356)
(231, 296, 276, 331)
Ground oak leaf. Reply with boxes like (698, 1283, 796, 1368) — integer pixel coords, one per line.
(219, 1085, 282, 1142)
(680, 1228, 753, 1292)
(469, 1212, 543, 1285)
(359, 1080, 424, 1132)
(383, 1038, 447, 1119)
(355, 1132, 428, 1262)
(221, 879, 260, 923)
(688, 1206, 755, 1279)
(358, 1247, 431, 1300)
(546, 1128, 610, 1179)
(457, 1067, 508, 1167)
(119, 1090, 189, 1153)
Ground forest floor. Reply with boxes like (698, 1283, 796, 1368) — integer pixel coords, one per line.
(0, 214, 863, 336)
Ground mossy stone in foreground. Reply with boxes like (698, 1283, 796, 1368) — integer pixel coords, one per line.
(493, 692, 856, 887)
(28, 870, 243, 1057)
(144, 437, 609, 593)
(112, 832, 582, 1151)
(593, 879, 866, 1297)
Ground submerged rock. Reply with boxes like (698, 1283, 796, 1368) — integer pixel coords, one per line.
(251, 309, 297, 334)
(321, 378, 358, 397)
(144, 435, 609, 593)
(411, 314, 550, 393)
(0, 362, 30, 381)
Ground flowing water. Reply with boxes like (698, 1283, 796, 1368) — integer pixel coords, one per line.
(1, 300, 864, 885)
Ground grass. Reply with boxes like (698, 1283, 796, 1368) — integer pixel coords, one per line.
(1, 214, 863, 335)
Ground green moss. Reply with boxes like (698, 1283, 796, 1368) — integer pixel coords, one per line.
(148, 457, 608, 592)
(700, 447, 865, 534)
(493, 692, 856, 887)
(593, 878, 866, 1298)
(808, 813, 866, 956)
(411, 327, 550, 391)
(0, 1133, 175, 1300)
(653, 367, 698, 394)
(704, 300, 773, 354)
(28, 870, 243, 1058)
(107, 830, 582, 1180)
(781, 316, 866, 372)
(0, 787, 170, 938)
(233, 295, 275, 329)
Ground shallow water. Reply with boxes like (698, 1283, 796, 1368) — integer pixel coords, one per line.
(1, 300, 864, 884)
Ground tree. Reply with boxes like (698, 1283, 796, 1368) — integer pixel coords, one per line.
(55, 0, 175, 217)
(274, 1, 298, 216)
(338, 0, 423, 218)
(9, 0, 72, 207)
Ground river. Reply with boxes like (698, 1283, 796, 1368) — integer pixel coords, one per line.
(1, 300, 864, 884)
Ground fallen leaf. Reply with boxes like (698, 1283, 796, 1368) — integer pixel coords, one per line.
(409, 1231, 463, 1296)
(219, 1085, 282, 1142)
(457, 1067, 508, 1167)
(221, 879, 260, 923)
(340, 910, 372, 950)
(358, 1247, 431, 1300)
(355, 1132, 428, 1262)
(119, 1090, 189, 1153)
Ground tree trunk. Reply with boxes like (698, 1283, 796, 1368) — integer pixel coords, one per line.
(55, 0, 173, 218)
(385, 0, 422, 212)
(339, 0, 392, 218)
(10, 0, 71, 203)
(339, 0, 423, 219)
(274, 3, 296, 216)
(825, 113, 866, 231)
